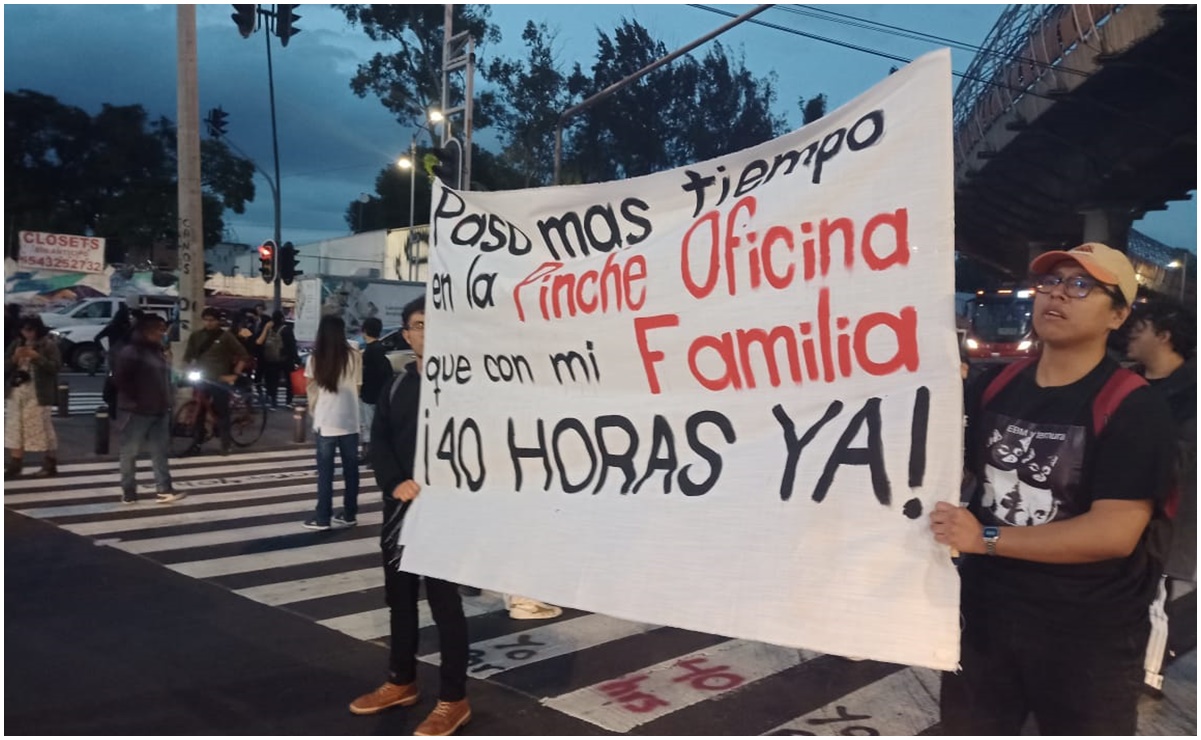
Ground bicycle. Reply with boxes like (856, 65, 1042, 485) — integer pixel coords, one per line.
(170, 371, 267, 456)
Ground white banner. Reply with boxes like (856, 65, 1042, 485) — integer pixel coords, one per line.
(18, 230, 106, 274)
(401, 50, 961, 670)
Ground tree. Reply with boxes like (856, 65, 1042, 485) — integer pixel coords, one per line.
(798, 93, 827, 125)
(4, 89, 256, 264)
(336, 4, 501, 139)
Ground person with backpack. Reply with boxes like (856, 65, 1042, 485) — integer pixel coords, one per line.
(1125, 300, 1196, 688)
(358, 317, 393, 463)
(257, 310, 289, 409)
(930, 243, 1176, 735)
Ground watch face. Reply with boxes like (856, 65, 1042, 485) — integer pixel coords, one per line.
(983, 526, 1000, 538)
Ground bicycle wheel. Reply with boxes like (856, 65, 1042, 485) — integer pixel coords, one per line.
(229, 390, 267, 447)
(171, 400, 205, 456)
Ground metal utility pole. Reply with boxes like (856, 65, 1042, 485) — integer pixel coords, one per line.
(175, 5, 205, 364)
(552, 3, 773, 184)
(441, 4, 475, 190)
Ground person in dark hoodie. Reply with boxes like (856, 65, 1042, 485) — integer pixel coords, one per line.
(358, 317, 393, 462)
(1126, 300, 1196, 688)
(113, 314, 183, 505)
(348, 296, 471, 736)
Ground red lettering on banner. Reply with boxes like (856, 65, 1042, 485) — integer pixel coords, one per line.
(678, 202, 911, 298)
(512, 253, 647, 323)
(634, 314, 680, 395)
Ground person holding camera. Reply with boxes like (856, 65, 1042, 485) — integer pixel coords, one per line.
(5, 316, 62, 479)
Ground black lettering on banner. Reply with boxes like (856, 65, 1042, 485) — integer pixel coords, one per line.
(594, 415, 639, 494)
(552, 418, 598, 494)
(451, 213, 486, 246)
(908, 386, 930, 487)
(483, 353, 534, 383)
(466, 254, 497, 309)
(431, 271, 454, 311)
(508, 418, 552, 491)
(773, 401, 844, 501)
(550, 343, 599, 384)
(678, 410, 737, 496)
(423, 408, 431, 485)
(813, 397, 890, 505)
(620, 197, 653, 245)
(458, 417, 485, 491)
(432, 188, 465, 244)
(846, 110, 884, 150)
(436, 417, 462, 487)
(632, 415, 678, 494)
(584, 204, 623, 252)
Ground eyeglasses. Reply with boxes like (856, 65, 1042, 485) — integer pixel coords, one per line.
(404, 322, 425, 332)
(1032, 274, 1119, 300)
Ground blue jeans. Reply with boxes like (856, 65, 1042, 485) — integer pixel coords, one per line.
(315, 432, 359, 525)
(119, 412, 173, 498)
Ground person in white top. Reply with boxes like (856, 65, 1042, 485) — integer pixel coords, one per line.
(303, 315, 363, 531)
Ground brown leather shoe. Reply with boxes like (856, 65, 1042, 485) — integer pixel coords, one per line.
(348, 681, 419, 715)
(413, 699, 471, 736)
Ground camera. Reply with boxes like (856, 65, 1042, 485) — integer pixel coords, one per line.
(10, 370, 31, 387)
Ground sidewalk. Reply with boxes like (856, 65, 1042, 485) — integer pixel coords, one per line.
(41, 404, 310, 465)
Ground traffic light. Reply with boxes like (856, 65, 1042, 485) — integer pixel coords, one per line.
(231, 4, 257, 38)
(259, 239, 276, 283)
(276, 4, 301, 47)
(206, 107, 229, 139)
(280, 241, 302, 285)
(431, 145, 461, 188)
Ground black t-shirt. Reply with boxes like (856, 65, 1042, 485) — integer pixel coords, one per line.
(960, 357, 1175, 629)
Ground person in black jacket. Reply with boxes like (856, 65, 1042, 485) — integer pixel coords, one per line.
(358, 317, 392, 462)
(113, 314, 182, 505)
(348, 297, 471, 736)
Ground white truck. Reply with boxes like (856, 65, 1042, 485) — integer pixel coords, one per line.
(293, 275, 425, 344)
(44, 296, 176, 372)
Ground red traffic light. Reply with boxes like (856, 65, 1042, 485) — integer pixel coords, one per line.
(259, 244, 274, 259)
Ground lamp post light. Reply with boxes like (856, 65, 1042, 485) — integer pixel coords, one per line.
(397, 142, 416, 259)
(1168, 259, 1186, 303)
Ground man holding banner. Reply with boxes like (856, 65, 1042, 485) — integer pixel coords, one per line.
(931, 243, 1175, 734)
(351, 297, 472, 737)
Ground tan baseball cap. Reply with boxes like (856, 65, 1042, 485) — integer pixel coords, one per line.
(1029, 242, 1138, 305)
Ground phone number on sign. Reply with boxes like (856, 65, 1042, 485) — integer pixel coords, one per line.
(20, 254, 104, 273)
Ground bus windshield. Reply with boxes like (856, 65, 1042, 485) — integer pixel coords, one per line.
(971, 299, 1033, 343)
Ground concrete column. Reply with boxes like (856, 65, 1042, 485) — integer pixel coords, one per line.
(1081, 209, 1132, 251)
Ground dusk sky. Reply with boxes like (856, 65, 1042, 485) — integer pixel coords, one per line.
(4, 3, 1195, 253)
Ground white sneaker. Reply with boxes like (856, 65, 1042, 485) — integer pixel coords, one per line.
(508, 598, 563, 620)
(156, 491, 186, 504)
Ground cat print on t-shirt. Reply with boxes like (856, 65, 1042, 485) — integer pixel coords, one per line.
(979, 412, 1088, 526)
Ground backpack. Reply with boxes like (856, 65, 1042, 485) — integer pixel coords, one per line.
(980, 357, 1148, 438)
(263, 329, 284, 363)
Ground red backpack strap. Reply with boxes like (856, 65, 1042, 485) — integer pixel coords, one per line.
(1091, 367, 1147, 436)
(981, 357, 1038, 410)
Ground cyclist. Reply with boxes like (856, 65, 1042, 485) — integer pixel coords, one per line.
(183, 307, 248, 455)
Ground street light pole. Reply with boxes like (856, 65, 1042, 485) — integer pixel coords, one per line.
(397, 137, 417, 280)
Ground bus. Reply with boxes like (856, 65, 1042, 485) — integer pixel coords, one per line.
(962, 288, 1037, 362)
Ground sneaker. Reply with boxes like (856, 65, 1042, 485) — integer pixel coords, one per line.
(156, 491, 186, 504)
(348, 681, 419, 716)
(332, 514, 358, 528)
(120, 495, 138, 505)
(302, 519, 331, 531)
(414, 698, 471, 736)
(508, 598, 563, 620)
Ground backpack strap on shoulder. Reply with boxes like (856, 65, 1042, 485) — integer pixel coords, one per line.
(1091, 367, 1147, 436)
(981, 357, 1038, 410)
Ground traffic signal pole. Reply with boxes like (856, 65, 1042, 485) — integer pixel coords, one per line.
(264, 14, 282, 312)
(175, 5, 205, 365)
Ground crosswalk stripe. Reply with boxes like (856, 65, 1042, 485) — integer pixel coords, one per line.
(765, 667, 940, 736)
(5, 472, 328, 506)
(235, 567, 383, 606)
(53, 497, 335, 533)
(114, 510, 384, 554)
(168, 537, 378, 579)
(4, 458, 320, 489)
(543, 639, 818, 733)
(421, 613, 657, 680)
(41, 447, 316, 476)
(318, 592, 509, 641)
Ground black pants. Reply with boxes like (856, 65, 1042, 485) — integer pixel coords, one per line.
(941, 599, 1148, 735)
(383, 553, 468, 701)
(196, 383, 232, 446)
(262, 361, 286, 406)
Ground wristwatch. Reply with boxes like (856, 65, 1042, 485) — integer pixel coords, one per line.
(983, 526, 1000, 556)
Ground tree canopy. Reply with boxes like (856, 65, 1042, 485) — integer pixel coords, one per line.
(5, 89, 256, 265)
(341, 12, 826, 231)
